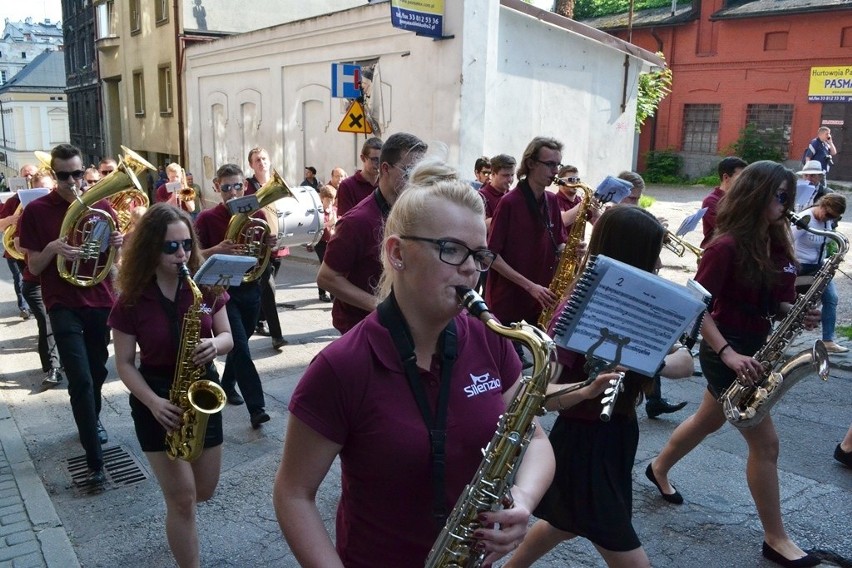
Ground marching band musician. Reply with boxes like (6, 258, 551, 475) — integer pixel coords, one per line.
(553, 164, 600, 230)
(109, 203, 232, 568)
(156, 162, 196, 216)
(194, 163, 273, 429)
(17, 144, 123, 486)
(648, 161, 822, 568)
(317, 132, 427, 334)
(274, 157, 555, 567)
(0, 163, 38, 321)
(506, 205, 695, 568)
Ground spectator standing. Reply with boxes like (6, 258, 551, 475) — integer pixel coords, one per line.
(336, 137, 383, 217)
(470, 155, 491, 190)
(301, 167, 320, 191)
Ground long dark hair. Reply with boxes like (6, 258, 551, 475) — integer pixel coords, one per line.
(713, 161, 796, 285)
(116, 203, 202, 305)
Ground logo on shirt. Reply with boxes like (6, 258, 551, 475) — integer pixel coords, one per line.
(200, 303, 212, 315)
(464, 372, 502, 398)
(783, 263, 797, 275)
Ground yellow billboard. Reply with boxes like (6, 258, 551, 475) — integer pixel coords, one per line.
(808, 66, 852, 102)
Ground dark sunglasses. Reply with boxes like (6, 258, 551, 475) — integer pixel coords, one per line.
(219, 182, 244, 193)
(99, 169, 114, 176)
(162, 239, 193, 254)
(55, 170, 85, 181)
(774, 191, 789, 205)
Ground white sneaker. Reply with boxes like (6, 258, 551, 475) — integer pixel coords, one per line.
(823, 341, 849, 354)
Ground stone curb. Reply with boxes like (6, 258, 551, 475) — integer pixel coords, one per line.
(0, 402, 79, 568)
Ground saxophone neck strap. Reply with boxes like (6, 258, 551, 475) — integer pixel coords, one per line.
(377, 290, 457, 528)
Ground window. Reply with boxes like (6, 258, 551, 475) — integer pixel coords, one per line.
(0, 70, 6, 84)
(95, 1, 116, 39)
(155, 0, 169, 23)
(158, 65, 172, 115)
(745, 104, 794, 159)
(681, 104, 720, 153)
(130, 0, 141, 34)
(21, 52, 26, 59)
(133, 70, 145, 116)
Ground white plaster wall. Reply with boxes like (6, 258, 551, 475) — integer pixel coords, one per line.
(0, 96, 68, 173)
(184, 1, 646, 194)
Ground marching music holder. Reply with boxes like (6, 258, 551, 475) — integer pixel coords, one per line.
(544, 326, 629, 403)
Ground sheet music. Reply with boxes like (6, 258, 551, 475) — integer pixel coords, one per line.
(226, 195, 260, 215)
(675, 207, 707, 236)
(7, 177, 28, 192)
(193, 254, 257, 286)
(794, 180, 817, 213)
(593, 176, 633, 205)
(17, 188, 50, 207)
(165, 181, 182, 194)
(553, 255, 706, 376)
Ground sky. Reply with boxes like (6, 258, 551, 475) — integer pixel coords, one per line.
(1, 0, 63, 24)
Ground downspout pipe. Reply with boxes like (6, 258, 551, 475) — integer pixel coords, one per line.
(173, 0, 185, 164)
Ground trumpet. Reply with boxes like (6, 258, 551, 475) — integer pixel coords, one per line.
(178, 186, 196, 202)
(663, 231, 703, 260)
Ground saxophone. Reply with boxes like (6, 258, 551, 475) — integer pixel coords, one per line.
(165, 264, 227, 462)
(538, 178, 593, 329)
(425, 287, 556, 568)
(719, 214, 846, 428)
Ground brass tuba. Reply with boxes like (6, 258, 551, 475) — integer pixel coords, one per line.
(538, 177, 595, 329)
(2, 151, 53, 260)
(57, 146, 154, 286)
(166, 264, 227, 462)
(224, 169, 294, 283)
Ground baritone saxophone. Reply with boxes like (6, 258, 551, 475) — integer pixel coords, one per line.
(424, 286, 557, 568)
(165, 264, 227, 462)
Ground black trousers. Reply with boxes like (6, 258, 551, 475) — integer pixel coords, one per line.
(256, 258, 282, 339)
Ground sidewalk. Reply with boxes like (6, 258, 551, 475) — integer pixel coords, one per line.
(0, 401, 78, 568)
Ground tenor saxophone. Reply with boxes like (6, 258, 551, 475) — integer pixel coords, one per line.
(425, 287, 556, 568)
(538, 178, 593, 329)
(719, 213, 846, 428)
(165, 264, 227, 462)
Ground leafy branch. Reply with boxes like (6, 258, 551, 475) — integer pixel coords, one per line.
(636, 52, 672, 133)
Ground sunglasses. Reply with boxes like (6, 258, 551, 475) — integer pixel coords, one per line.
(162, 239, 193, 254)
(775, 191, 789, 205)
(99, 169, 114, 176)
(55, 170, 86, 181)
(219, 182, 244, 193)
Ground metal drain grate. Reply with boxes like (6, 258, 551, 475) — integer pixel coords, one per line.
(66, 445, 149, 495)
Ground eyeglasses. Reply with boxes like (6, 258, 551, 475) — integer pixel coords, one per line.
(367, 156, 381, 165)
(480, 170, 492, 176)
(162, 239, 193, 255)
(565, 176, 580, 183)
(393, 163, 415, 180)
(775, 191, 789, 205)
(400, 236, 496, 272)
(535, 159, 563, 171)
(219, 182, 244, 193)
(55, 170, 85, 181)
(99, 169, 114, 176)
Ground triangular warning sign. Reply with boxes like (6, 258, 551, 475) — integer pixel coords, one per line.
(338, 100, 373, 134)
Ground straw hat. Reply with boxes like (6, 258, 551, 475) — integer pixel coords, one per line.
(797, 160, 825, 175)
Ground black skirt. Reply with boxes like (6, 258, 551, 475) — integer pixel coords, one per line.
(534, 414, 641, 552)
(699, 326, 767, 399)
(130, 366, 224, 453)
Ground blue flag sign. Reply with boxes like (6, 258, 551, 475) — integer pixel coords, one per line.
(331, 63, 361, 99)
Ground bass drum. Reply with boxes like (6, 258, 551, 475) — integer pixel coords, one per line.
(271, 185, 325, 248)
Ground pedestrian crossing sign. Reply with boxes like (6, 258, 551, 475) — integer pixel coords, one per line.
(337, 100, 373, 134)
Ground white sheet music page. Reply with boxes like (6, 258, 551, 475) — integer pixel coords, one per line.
(553, 255, 706, 376)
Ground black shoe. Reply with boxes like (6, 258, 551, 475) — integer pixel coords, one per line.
(255, 322, 270, 336)
(835, 444, 852, 468)
(250, 409, 270, 429)
(319, 292, 331, 302)
(97, 420, 108, 445)
(42, 368, 63, 389)
(82, 468, 106, 486)
(646, 398, 688, 419)
(761, 541, 821, 568)
(272, 336, 288, 350)
(645, 463, 684, 504)
(225, 389, 244, 406)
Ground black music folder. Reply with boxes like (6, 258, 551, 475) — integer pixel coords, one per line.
(552, 254, 709, 376)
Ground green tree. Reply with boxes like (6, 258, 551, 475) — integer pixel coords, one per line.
(636, 53, 672, 133)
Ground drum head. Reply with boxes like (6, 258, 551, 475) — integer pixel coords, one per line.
(273, 186, 324, 248)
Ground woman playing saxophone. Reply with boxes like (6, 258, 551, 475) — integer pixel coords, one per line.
(109, 203, 233, 567)
(648, 162, 822, 568)
(273, 157, 554, 567)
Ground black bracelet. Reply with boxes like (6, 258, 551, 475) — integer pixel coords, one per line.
(717, 343, 731, 356)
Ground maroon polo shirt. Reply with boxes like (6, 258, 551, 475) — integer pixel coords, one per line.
(1, 193, 21, 261)
(555, 189, 583, 234)
(17, 191, 117, 310)
(700, 186, 724, 248)
(336, 170, 377, 217)
(109, 281, 228, 374)
(155, 183, 193, 214)
(478, 183, 506, 221)
(195, 202, 232, 249)
(290, 310, 521, 567)
(486, 181, 566, 325)
(696, 234, 796, 335)
(323, 194, 385, 333)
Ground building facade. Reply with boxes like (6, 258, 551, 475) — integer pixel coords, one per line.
(182, 0, 661, 197)
(586, 0, 852, 180)
(0, 18, 64, 86)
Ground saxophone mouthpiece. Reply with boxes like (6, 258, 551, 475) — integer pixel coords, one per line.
(787, 211, 811, 230)
(455, 286, 490, 319)
(552, 176, 568, 187)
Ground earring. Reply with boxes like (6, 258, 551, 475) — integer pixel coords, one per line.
(394, 261, 404, 269)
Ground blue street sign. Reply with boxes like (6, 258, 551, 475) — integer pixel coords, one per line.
(331, 63, 362, 99)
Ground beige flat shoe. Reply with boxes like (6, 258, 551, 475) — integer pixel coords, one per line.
(822, 341, 849, 354)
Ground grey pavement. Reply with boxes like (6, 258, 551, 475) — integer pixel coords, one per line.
(0, 185, 849, 567)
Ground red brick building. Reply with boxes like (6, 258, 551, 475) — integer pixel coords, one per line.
(586, 0, 852, 181)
